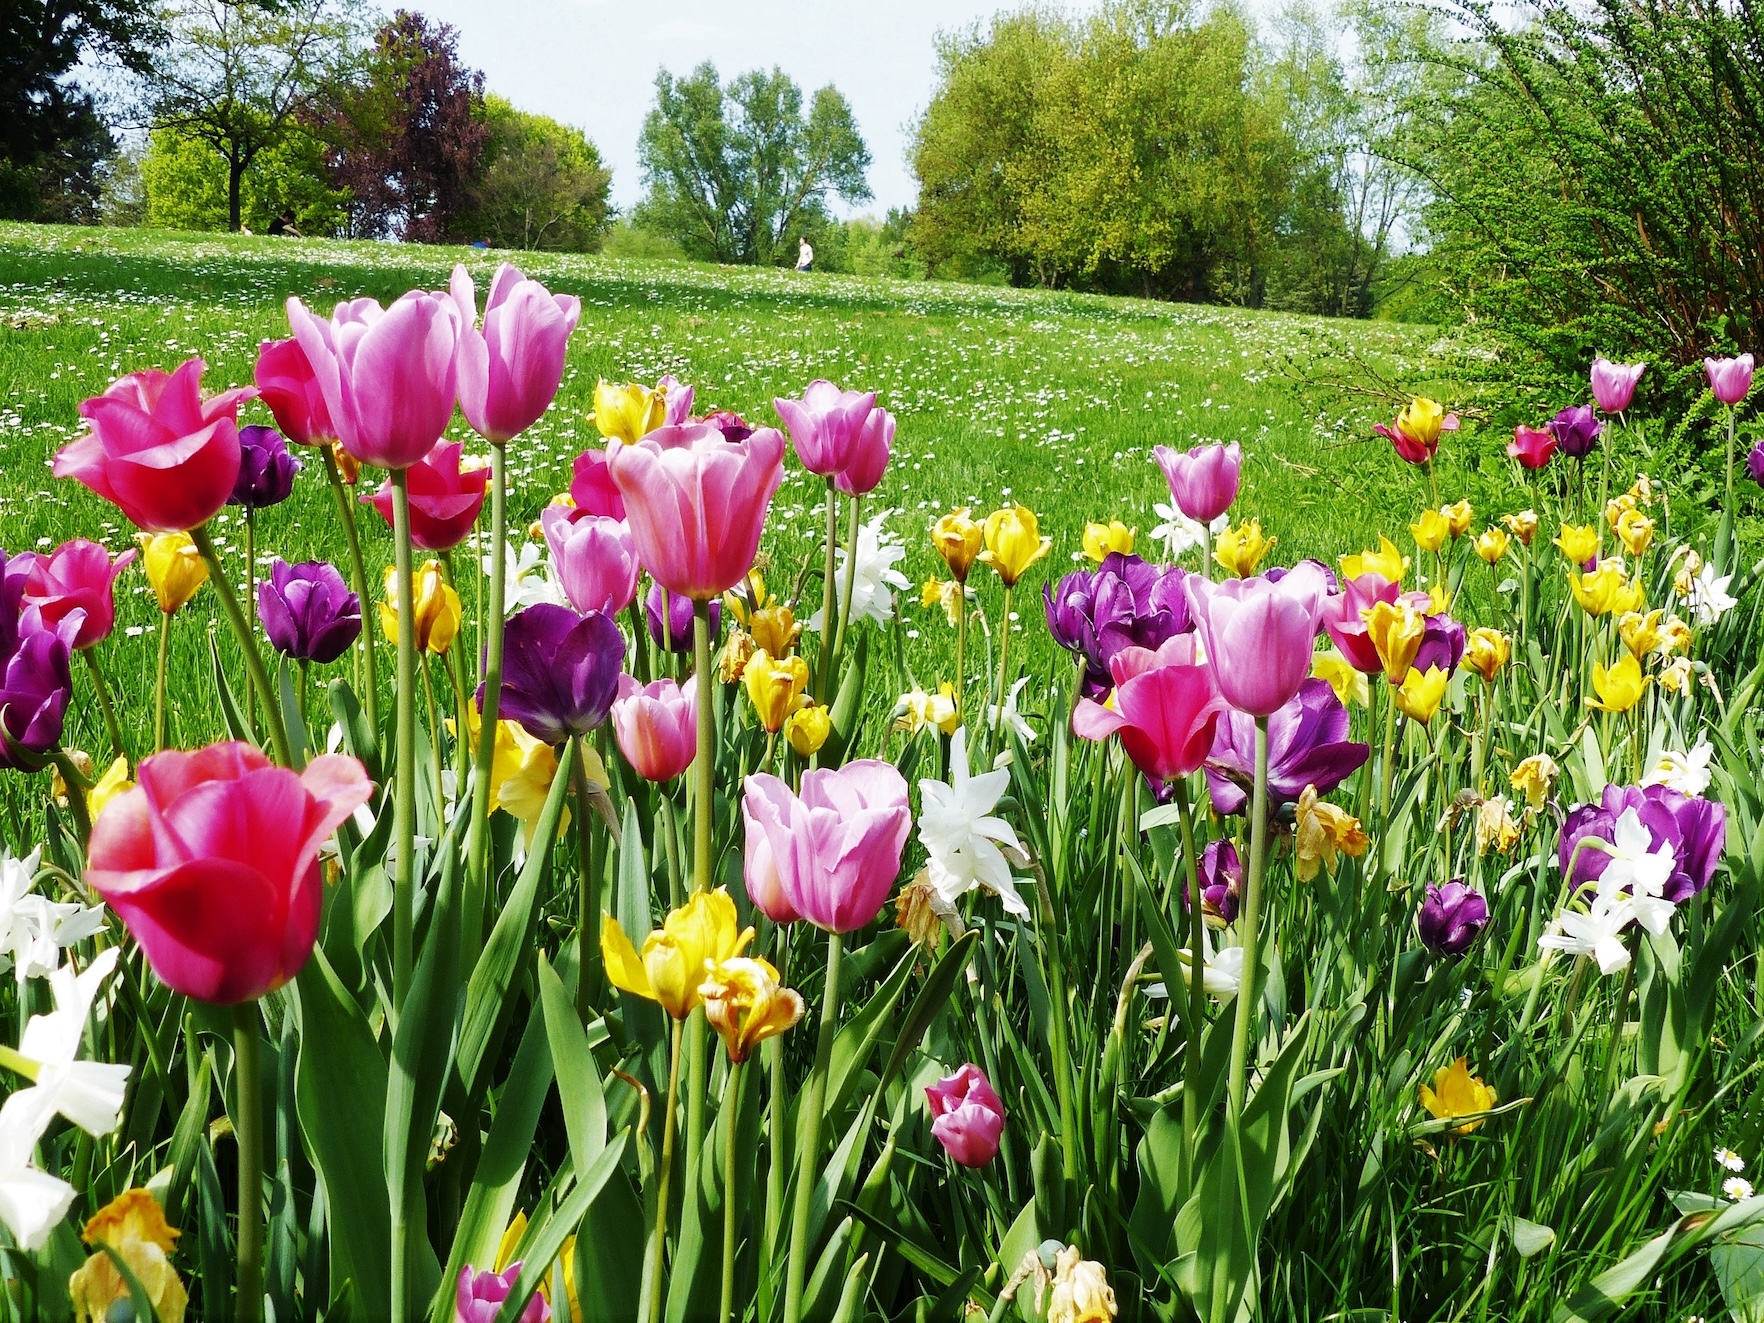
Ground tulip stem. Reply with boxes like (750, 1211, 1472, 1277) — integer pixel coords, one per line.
(573, 737, 602, 1018)
(1378, 679, 1398, 823)
(47, 748, 92, 842)
(831, 493, 861, 679)
(693, 601, 715, 897)
(629, 596, 653, 685)
(1034, 862, 1080, 1180)
(953, 588, 967, 719)
(1174, 777, 1207, 1176)
(759, 935, 787, 1322)
(390, 471, 417, 1010)
(648, 1016, 685, 1323)
(718, 1059, 744, 1323)
(191, 524, 294, 768)
(420, 654, 446, 815)
(243, 507, 256, 725)
(465, 445, 509, 952)
(82, 648, 125, 762)
(1226, 716, 1271, 1120)
(154, 614, 171, 752)
(320, 446, 378, 734)
(816, 478, 839, 703)
(993, 585, 1013, 731)
(783, 929, 842, 1323)
(232, 1002, 264, 1323)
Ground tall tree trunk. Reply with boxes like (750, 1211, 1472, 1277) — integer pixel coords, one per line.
(229, 156, 244, 232)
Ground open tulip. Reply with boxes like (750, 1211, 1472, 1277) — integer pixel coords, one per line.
(1419, 1058, 1496, 1134)
(1319, 573, 1400, 674)
(699, 956, 804, 1064)
(457, 1263, 549, 1323)
(835, 404, 894, 496)
(1705, 353, 1754, 405)
(1311, 648, 1368, 707)
(137, 533, 207, 615)
(569, 445, 626, 520)
(1186, 562, 1327, 716)
(1338, 536, 1408, 584)
(1213, 519, 1274, 577)
(1071, 636, 1226, 784)
(1377, 397, 1454, 465)
(20, 540, 135, 650)
(601, 887, 753, 1019)
(1591, 358, 1645, 413)
(362, 441, 488, 550)
(253, 337, 334, 447)
(925, 1063, 1005, 1168)
(773, 379, 877, 477)
(257, 559, 361, 665)
(379, 561, 461, 655)
(979, 506, 1052, 586)
(1587, 654, 1648, 713)
(611, 674, 696, 782)
(1413, 609, 1466, 676)
(1082, 521, 1135, 562)
(1546, 405, 1602, 460)
(1559, 782, 1726, 902)
(490, 604, 624, 746)
(593, 380, 667, 444)
(1571, 560, 1641, 617)
(1393, 665, 1449, 724)
(230, 425, 300, 510)
(1153, 441, 1242, 523)
(540, 505, 639, 614)
(56, 359, 252, 533)
(1473, 528, 1509, 565)
(1507, 425, 1556, 470)
(85, 742, 371, 1003)
(1553, 523, 1599, 565)
(933, 509, 984, 582)
(1044, 553, 1191, 695)
(451, 263, 580, 444)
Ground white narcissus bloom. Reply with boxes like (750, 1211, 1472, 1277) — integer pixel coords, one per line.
(1644, 741, 1714, 797)
(17, 947, 130, 1137)
(0, 1087, 74, 1252)
(1597, 808, 1678, 936)
(1175, 927, 1245, 1002)
(0, 847, 106, 985)
(917, 726, 1031, 919)
(1539, 891, 1636, 975)
(988, 676, 1037, 745)
(1150, 503, 1229, 561)
(1686, 563, 1738, 626)
(483, 540, 565, 614)
(809, 510, 911, 631)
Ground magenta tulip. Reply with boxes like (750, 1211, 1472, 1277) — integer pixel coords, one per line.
(610, 673, 696, 783)
(773, 379, 877, 478)
(253, 337, 335, 447)
(362, 440, 489, 551)
(450, 263, 581, 444)
(1590, 358, 1645, 414)
(1186, 562, 1328, 717)
(85, 743, 373, 1004)
(456, 1263, 549, 1323)
(835, 404, 894, 496)
(54, 359, 252, 533)
(1153, 441, 1242, 523)
(741, 762, 911, 933)
(1706, 353, 1754, 405)
(1072, 636, 1226, 784)
(1507, 425, 1557, 471)
(20, 539, 136, 650)
(925, 1063, 1005, 1168)
(607, 422, 786, 600)
(287, 290, 460, 471)
(1320, 573, 1400, 674)
(542, 504, 639, 615)
(569, 445, 626, 520)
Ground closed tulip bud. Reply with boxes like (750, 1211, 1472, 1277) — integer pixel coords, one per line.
(836, 403, 894, 496)
(540, 505, 639, 614)
(451, 263, 581, 444)
(784, 702, 831, 756)
(1154, 440, 1242, 523)
(1473, 528, 1509, 564)
(1185, 563, 1330, 717)
(1417, 882, 1489, 957)
(257, 559, 361, 664)
(932, 509, 984, 582)
(1587, 653, 1648, 713)
(1213, 519, 1275, 577)
(611, 674, 696, 782)
(1082, 520, 1135, 562)
(1380, 396, 1448, 465)
(749, 603, 801, 657)
(1393, 664, 1449, 724)
(1547, 404, 1602, 460)
(924, 1063, 1005, 1168)
(1409, 509, 1449, 553)
(745, 649, 810, 733)
(699, 955, 804, 1064)
(1440, 500, 1474, 539)
(1615, 507, 1654, 557)
(379, 560, 461, 655)
(254, 336, 334, 447)
(1364, 600, 1426, 685)
(137, 532, 208, 615)
(773, 379, 877, 478)
(231, 425, 301, 510)
(980, 506, 1052, 586)
(1553, 523, 1600, 565)
(1705, 353, 1754, 406)
(1462, 627, 1509, 682)
(601, 887, 755, 1019)
(1338, 536, 1408, 585)
(1501, 510, 1539, 545)
(1591, 357, 1645, 413)
(592, 379, 667, 443)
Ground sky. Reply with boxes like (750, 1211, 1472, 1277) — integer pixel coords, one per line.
(410, 0, 1095, 218)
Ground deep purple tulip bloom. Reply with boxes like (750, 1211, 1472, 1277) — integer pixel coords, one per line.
(230, 424, 302, 510)
(1413, 613, 1466, 675)
(1546, 405, 1602, 461)
(1747, 440, 1764, 487)
(1205, 678, 1369, 817)
(646, 582, 720, 654)
(1044, 553, 1190, 695)
(0, 552, 80, 768)
(489, 604, 624, 746)
(1181, 839, 1242, 924)
(1559, 783, 1727, 904)
(257, 559, 361, 664)
(1417, 880, 1489, 956)
(701, 409, 754, 441)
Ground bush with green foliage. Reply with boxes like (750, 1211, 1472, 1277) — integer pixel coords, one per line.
(455, 95, 612, 252)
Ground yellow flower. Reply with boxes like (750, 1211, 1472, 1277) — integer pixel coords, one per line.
(744, 649, 810, 734)
(1475, 795, 1521, 855)
(1409, 508, 1449, 554)
(1603, 493, 1636, 528)
(88, 755, 134, 821)
(897, 684, 960, 736)
(920, 578, 965, 627)
(1293, 785, 1370, 882)
(1364, 600, 1426, 685)
(979, 506, 1052, 586)
(1419, 1057, 1497, 1135)
(1338, 535, 1409, 584)
(1615, 507, 1655, 557)
(1214, 519, 1275, 577)
(329, 439, 360, 485)
(592, 379, 666, 443)
(1569, 560, 1635, 618)
(1462, 628, 1510, 684)
(1630, 473, 1655, 503)
(1441, 499, 1474, 539)
(1660, 656, 1694, 695)
(749, 604, 802, 658)
(601, 887, 754, 1020)
(70, 1189, 186, 1323)
(1393, 665, 1449, 724)
(1659, 614, 1694, 655)
(1046, 1245, 1118, 1323)
(784, 702, 831, 757)
(379, 561, 461, 655)
(718, 630, 756, 683)
(1082, 520, 1135, 562)
(1510, 754, 1558, 810)
(1618, 609, 1665, 660)
(895, 873, 946, 948)
(1587, 654, 1649, 713)
(137, 532, 207, 615)
(699, 955, 805, 1064)
(1501, 510, 1540, 545)
(1473, 527, 1510, 565)
(722, 569, 773, 627)
(1673, 549, 1705, 599)
(495, 1212, 577, 1318)
(1312, 649, 1369, 708)
(450, 700, 582, 843)
(1554, 523, 1599, 565)
(1396, 396, 1446, 453)
(932, 509, 984, 583)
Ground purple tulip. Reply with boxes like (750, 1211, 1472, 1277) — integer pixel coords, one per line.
(1205, 678, 1369, 817)
(1043, 553, 1190, 695)
(1750, 440, 1764, 487)
(1559, 783, 1727, 904)
(1181, 839, 1242, 924)
(1417, 880, 1489, 956)
(488, 604, 625, 746)
(456, 1262, 549, 1323)
(1546, 405, 1603, 461)
(257, 559, 361, 664)
(1413, 612, 1466, 676)
(230, 424, 302, 510)
(1705, 354, 1754, 406)
(645, 582, 720, 654)
(1590, 358, 1645, 413)
(0, 552, 80, 768)
(701, 409, 754, 441)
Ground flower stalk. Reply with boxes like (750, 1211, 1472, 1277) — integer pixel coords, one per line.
(1226, 716, 1271, 1119)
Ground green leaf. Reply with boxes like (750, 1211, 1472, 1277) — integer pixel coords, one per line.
(1712, 1222, 1764, 1323)
(491, 1134, 631, 1323)
(164, 1052, 212, 1226)
(329, 677, 381, 782)
(537, 954, 608, 1176)
(875, 929, 977, 1098)
(209, 633, 257, 749)
(278, 655, 307, 768)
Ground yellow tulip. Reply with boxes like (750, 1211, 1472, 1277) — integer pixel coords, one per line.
(1397, 396, 1446, 452)
(592, 379, 666, 443)
(1364, 600, 1426, 685)
(1293, 785, 1370, 882)
(1618, 609, 1665, 660)
(932, 509, 984, 582)
(379, 561, 461, 655)
(1501, 510, 1539, 545)
(88, 755, 134, 821)
(718, 630, 756, 683)
(1312, 648, 1369, 708)
(449, 699, 585, 843)
(744, 649, 810, 734)
(897, 684, 960, 736)
(1569, 560, 1634, 618)
(979, 506, 1052, 586)
(1419, 1057, 1497, 1135)
(69, 1189, 187, 1323)
(1082, 520, 1135, 562)
(1473, 528, 1510, 565)
(601, 887, 754, 1020)
(1212, 519, 1275, 577)
(329, 439, 360, 485)
(1659, 614, 1694, 655)
(1553, 523, 1599, 565)
(1587, 654, 1649, 713)
(699, 955, 805, 1064)
(920, 578, 965, 627)
(137, 532, 207, 615)
(1046, 1246, 1118, 1323)
(1409, 509, 1449, 554)
(1615, 507, 1655, 557)
(1440, 499, 1474, 539)
(1475, 795, 1521, 856)
(723, 569, 772, 627)
(749, 604, 802, 658)
(1393, 665, 1449, 724)
(1338, 535, 1409, 584)
(784, 702, 831, 757)
(1510, 753, 1558, 810)
(1603, 492, 1637, 528)
(1463, 628, 1510, 683)
(1660, 656, 1694, 695)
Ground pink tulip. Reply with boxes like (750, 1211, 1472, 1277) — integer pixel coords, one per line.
(1506, 425, 1556, 471)
(85, 742, 373, 1004)
(361, 440, 489, 551)
(541, 504, 639, 614)
(1590, 357, 1645, 414)
(1072, 636, 1226, 783)
(569, 446, 626, 520)
(925, 1063, 1005, 1168)
(741, 762, 911, 934)
(742, 795, 801, 924)
(450, 263, 581, 444)
(54, 359, 252, 533)
(1320, 573, 1399, 675)
(1153, 441, 1242, 523)
(1186, 562, 1328, 717)
(835, 405, 895, 496)
(1705, 353, 1755, 406)
(253, 337, 335, 447)
(287, 290, 460, 471)
(607, 422, 786, 600)
(773, 379, 877, 478)
(20, 540, 137, 650)
(658, 373, 694, 426)
(610, 673, 696, 782)
(456, 1263, 549, 1323)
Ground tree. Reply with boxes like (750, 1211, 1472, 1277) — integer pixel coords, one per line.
(140, 121, 348, 233)
(635, 62, 871, 265)
(459, 95, 611, 251)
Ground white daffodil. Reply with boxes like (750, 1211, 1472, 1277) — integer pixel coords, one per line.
(0, 848, 104, 985)
(1150, 502, 1208, 559)
(1644, 741, 1714, 797)
(917, 726, 1031, 919)
(0, 1087, 74, 1252)
(1175, 926, 1245, 1002)
(1596, 808, 1678, 936)
(1539, 890, 1636, 975)
(810, 510, 911, 631)
(16, 947, 129, 1137)
(1686, 563, 1738, 626)
(0, 848, 42, 978)
(483, 541, 565, 614)
(988, 676, 1037, 745)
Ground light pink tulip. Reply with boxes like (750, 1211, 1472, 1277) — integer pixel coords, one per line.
(1186, 561, 1328, 717)
(925, 1063, 1005, 1168)
(741, 761, 911, 934)
(253, 337, 335, 447)
(287, 290, 460, 471)
(20, 539, 137, 650)
(607, 422, 786, 600)
(541, 505, 639, 615)
(1705, 353, 1755, 406)
(773, 379, 877, 478)
(610, 673, 696, 783)
(658, 373, 694, 426)
(450, 264, 581, 444)
(1590, 357, 1645, 414)
(1072, 636, 1225, 783)
(85, 743, 373, 1004)
(835, 404, 894, 496)
(742, 794, 801, 924)
(1153, 441, 1241, 524)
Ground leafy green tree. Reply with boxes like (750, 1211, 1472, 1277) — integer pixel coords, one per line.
(458, 95, 611, 251)
(140, 122, 348, 233)
(635, 62, 871, 265)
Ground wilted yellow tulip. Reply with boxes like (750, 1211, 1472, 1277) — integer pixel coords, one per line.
(601, 887, 755, 1020)
(1587, 654, 1649, 713)
(1420, 1057, 1497, 1135)
(980, 506, 1052, 586)
(1214, 519, 1275, 577)
(784, 702, 831, 756)
(1476, 795, 1521, 856)
(1082, 520, 1135, 562)
(1673, 548, 1705, 599)
(749, 604, 802, 658)
(1293, 785, 1369, 882)
(1510, 753, 1558, 810)
(137, 532, 208, 615)
(744, 649, 810, 733)
(897, 684, 960, 735)
(1046, 1245, 1118, 1323)
(699, 955, 805, 1064)
(379, 561, 461, 654)
(69, 1189, 187, 1323)
(1312, 649, 1369, 707)
(1441, 500, 1474, 539)
(1554, 523, 1600, 565)
(1339, 535, 1409, 584)
(1615, 507, 1655, 557)
(1604, 493, 1637, 528)
(1463, 628, 1509, 683)
(1473, 528, 1510, 565)
(1364, 600, 1426, 684)
(1659, 614, 1694, 654)
(1393, 665, 1449, 724)
(1501, 510, 1540, 545)
(921, 578, 965, 627)
(718, 630, 756, 683)
(1660, 655, 1694, 695)
(592, 379, 666, 443)
(1570, 560, 1637, 617)
(1410, 509, 1449, 554)
(932, 509, 984, 582)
